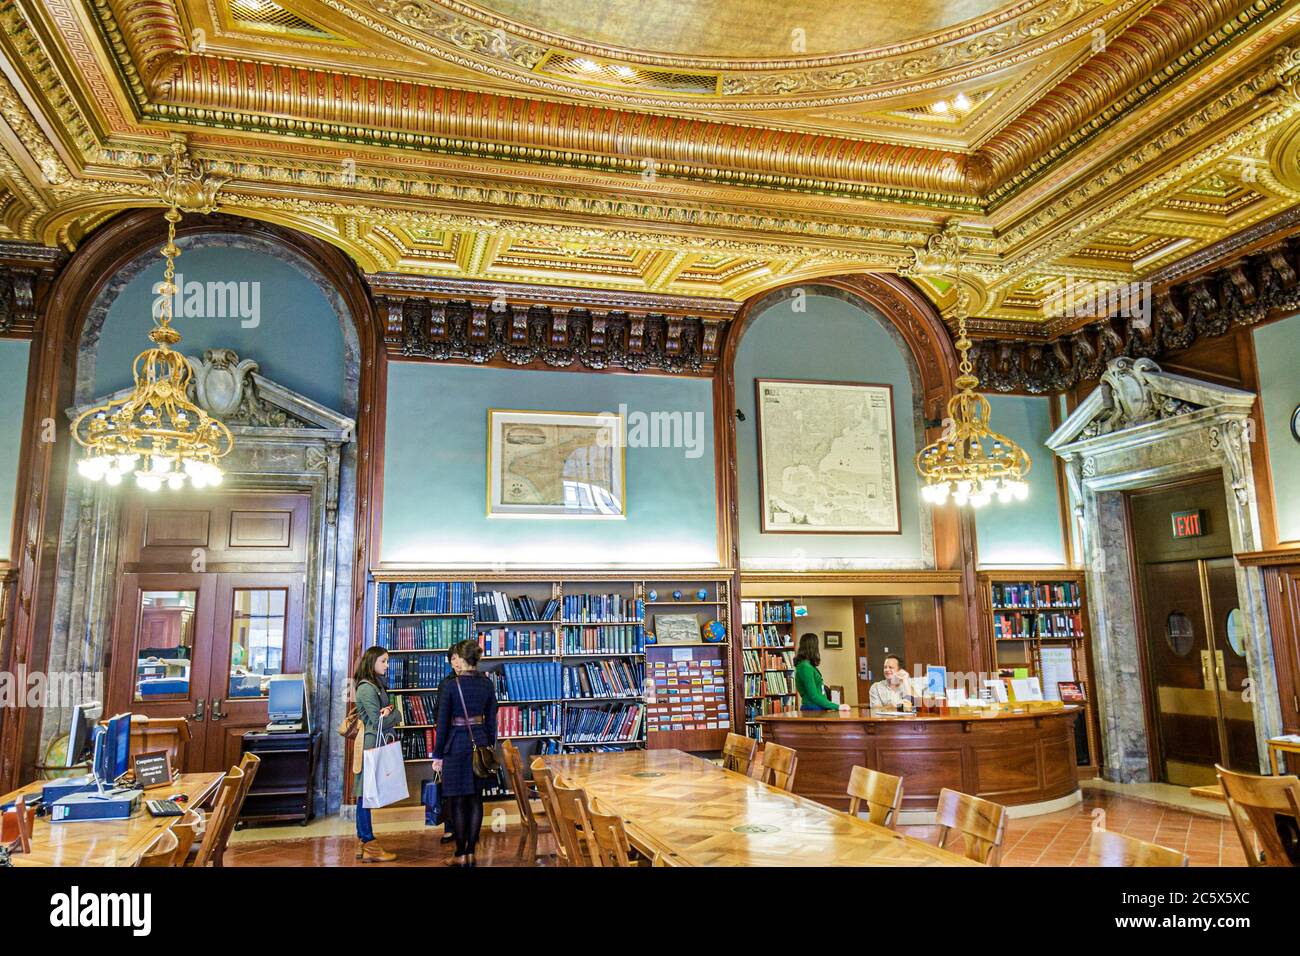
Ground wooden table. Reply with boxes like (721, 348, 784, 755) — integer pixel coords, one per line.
(540, 749, 978, 867)
(2, 772, 223, 867)
(1267, 736, 1300, 776)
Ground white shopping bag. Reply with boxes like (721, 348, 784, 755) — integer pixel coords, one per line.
(361, 731, 409, 809)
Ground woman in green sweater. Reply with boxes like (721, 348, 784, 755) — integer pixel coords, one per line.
(794, 633, 849, 713)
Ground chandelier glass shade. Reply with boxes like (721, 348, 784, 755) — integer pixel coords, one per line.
(70, 208, 233, 491)
(914, 250, 1031, 509)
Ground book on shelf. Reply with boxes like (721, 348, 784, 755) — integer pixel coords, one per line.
(387, 653, 451, 689)
(761, 650, 794, 671)
(399, 728, 436, 760)
(564, 658, 644, 699)
(742, 649, 763, 675)
(742, 623, 789, 648)
(377, 615, 469, 651)
(474, 590, 560, 623)
(562, 624, 644, 654)
(483, 660, 563, 701)
(764, 671, 793, 695)
(477, 627, 557, 657)
(991, 581, 1081, 609)
(382, 581, 474, 615)
(562, 592, 643, 623)
(400, 691, 439, 725)
(497, 702, 562, 738)
(563, 702, 644, 743)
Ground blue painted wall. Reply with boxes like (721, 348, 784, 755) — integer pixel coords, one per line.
(95, 245, 346, 412)
(381, 363, 718, 565)
(0, 340, 29, 560)
(1255, 313, 1300, 542)
(972, 394, 1067, 567)
(734, 294, 923, 564)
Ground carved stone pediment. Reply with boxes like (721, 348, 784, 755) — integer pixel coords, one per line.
(1047, 357, 1252, 451)
(69, 349, 354, 444)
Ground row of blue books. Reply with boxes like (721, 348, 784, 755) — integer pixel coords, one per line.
(382, 581, 474, 615)
(562, 593, 643, 623)
(562, 624, 644, 654)
(485, 661, 564, 701)
(564, 659, 644, 699)
(377, 616, 470, 651)
(563, 702, 644, 743)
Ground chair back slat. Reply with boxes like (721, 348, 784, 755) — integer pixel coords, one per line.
(933, 788, 1007, 865)
(721, 733, 758, 775)
(846, 766, 904, 829)
(584, 805, 636, 867)
(759, 742, 798, 792)
(138, 829, 180, 868)
(1217, 764, 1300, 867)
(551, 780, 595, 867)
(193, 767, 242, 867)
(1087, 830, 1188, 867)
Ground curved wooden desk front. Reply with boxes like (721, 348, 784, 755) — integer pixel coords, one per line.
(757, 707, 1082, 813)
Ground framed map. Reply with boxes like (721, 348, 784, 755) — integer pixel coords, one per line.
(755, 379, 900, 534)
(487, 409, 626, 519)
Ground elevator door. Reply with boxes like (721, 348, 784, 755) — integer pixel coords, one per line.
(1141, 558, 1256, 785)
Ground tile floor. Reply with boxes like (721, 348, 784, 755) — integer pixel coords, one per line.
(225, 786, 1250, 867)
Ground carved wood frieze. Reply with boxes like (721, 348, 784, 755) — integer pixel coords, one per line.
(969, 235, 1300, 393)
(370, 276, 740, 374)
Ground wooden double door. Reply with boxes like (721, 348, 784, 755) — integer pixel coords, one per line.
(107, 491, 310, 773)
(1141, 558, 1256, 785)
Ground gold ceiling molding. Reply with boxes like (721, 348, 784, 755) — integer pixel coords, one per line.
(2, 0, 1300, 322)
(79, 0, 1284, 206)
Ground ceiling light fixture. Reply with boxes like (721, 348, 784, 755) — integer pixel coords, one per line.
(914, 229, 1030, 508)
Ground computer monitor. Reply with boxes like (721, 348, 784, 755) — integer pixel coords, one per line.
(267, 674, 307, 730)
(104, 712, 132, 784)
(66, 701, 102, 768)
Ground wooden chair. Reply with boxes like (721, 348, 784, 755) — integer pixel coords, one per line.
(550, 780, 596, 867)
(1217, 764, 1300, 867)
(2, 795, 33, 854)
(530, 760, 574, 866)
(138, 829, 180, 868)
(747, 748, 767, 780)
(757, 742, 798, 792)
(846, 766, 904, 829)
(1087, 830, 1188, 867)
(207, 752, 260, 868)
(583, 804, 640, 867)
(502, 740, 551, 861)
(171, 808, 202, 862)
(721, 732, 758, 775)
(933, 788, 1008, 865)
(190, 767, 241, 867)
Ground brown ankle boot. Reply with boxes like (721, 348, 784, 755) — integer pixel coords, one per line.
(361, 841, 397, 863)
(355, 839, 364, 860)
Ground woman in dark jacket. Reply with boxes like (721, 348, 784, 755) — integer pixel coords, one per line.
(432, 639, 498, 866)
(353, 645, 401, 862)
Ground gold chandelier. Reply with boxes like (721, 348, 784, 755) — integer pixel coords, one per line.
(914, 236, 1030, 508)
(71, 206, 233, 491)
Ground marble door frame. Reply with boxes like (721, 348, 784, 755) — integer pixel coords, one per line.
(1049, 358, 1282, 782)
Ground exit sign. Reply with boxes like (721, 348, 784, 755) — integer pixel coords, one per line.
(1171, 509, 1205, 538)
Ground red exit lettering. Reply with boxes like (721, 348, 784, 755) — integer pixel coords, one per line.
(1171, 510, 1204, 538)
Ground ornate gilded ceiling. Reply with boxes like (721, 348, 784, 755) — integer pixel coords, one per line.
(1, 0, 1299, 330)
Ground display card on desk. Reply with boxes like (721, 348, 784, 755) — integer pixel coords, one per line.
(132, 751, 173, 790)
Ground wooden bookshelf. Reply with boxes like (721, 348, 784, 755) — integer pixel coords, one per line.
(740, 598, 798, 742)
(977, 570, 1101, 776)
(369, 571, 735, 806)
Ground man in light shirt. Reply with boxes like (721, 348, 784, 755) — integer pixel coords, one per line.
(869, 655, 915, 711)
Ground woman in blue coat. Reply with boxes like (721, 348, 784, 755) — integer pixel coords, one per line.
(432, 639, 498, 867)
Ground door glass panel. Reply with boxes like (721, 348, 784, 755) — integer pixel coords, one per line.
(228, 589, 287, 699)
(1165, 611, 1195, 656)
(1225, 607, 1245, 657)
(135, 590, 197, 701)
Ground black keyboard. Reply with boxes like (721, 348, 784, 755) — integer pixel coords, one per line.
(145, 799, 184, 817)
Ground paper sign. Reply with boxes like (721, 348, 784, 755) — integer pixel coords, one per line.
(983, 679, 1009, 703)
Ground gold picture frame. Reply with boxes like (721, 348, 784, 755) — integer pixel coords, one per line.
(487, 409, 626, 519)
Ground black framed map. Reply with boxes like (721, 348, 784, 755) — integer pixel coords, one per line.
(755, 379, 900, 534)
